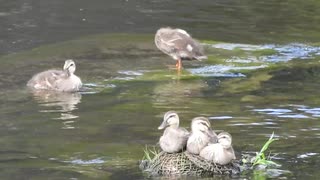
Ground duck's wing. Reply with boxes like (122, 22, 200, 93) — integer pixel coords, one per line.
(206, 129, 218, 143)
(44, 70, 69, 88)
(228, 146, 236, 159)
(178, 127, 190, 137)
(168, 31, 206, 60)
(155, 31, 181, 57)
(200, 144, 217, 161)
(27, 69, 66, 90)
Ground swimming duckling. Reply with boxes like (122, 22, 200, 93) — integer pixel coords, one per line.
(154, 27, 207, 70)
(158, 111, 190, 153)
(27, 59, 82, 92)
(199, 132, 236, 165)
(187, 117, 218, 155)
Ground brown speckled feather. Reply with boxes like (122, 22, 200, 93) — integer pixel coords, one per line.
(155, 27, 207, 61)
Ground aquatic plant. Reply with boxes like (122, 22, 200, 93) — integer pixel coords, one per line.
(251, 132, 280, 167)
(142, 145, 160, 161)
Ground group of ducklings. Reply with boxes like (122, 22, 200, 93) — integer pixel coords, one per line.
(26, 27, 206, 91)
(158, 111, 236, 165)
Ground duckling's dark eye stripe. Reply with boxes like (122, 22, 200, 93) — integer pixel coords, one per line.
(165, 115, 175, 121)
(200, 122, 209, 127)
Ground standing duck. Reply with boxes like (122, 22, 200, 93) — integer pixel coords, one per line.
(187, 117, 218, 155)
(154, 27, 207, 70)
(158, 111, 190, 153)
(199, 132, 236, 165)
(27, 59, 82, 92)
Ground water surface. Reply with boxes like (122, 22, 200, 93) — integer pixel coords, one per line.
(1, 0, 320, 179)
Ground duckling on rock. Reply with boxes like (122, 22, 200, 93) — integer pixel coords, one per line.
(199, 132, 236, 165)
(158, 111, 190, 153)
(154, 27, 207, 70)
(27, 59, 82, 92)
(187, 117, 218, 155)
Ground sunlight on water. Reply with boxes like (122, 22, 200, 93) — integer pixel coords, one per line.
(113, 70, 145, 81)
(61, 120, 76, 129)
(252, 105, 320, 119)
(278, 114, 309, 119)
(209, 116, 233, 120)
(188, 65, 253, 77)
(230, 119, 278, 127)
(212, 43, 266, 51)
(113, 77, 136, 81)
(297, 107, 320, 117)
(82, 83, 116, 94)
(67, 158, 105, 165)
(83, 83, 116, 89)
(55, 114, 79, 120)
(297, 152, 318, 159)
(118, 70, 144, 76)
(212, 43, 320, 62)
(253, 108, 292, 114)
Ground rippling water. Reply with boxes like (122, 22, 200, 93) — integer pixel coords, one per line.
(1, 0, 320, 179)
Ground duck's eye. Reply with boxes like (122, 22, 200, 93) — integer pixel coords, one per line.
(200, 122, 208, 127)
(70, 63, 74, 66)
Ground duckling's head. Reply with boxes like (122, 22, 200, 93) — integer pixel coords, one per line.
(63, 59, 76, 74)
(156, 27, 190, 38)
(158, 111, 180, 130)
(191, 117, 211, 132)
(218, 132, 232, 148)
(156, 27, 172, 35)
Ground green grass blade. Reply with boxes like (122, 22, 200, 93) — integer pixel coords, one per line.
(252, 132, 279, 167)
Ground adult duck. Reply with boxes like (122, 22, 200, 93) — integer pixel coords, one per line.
(155, 27, 207, 70)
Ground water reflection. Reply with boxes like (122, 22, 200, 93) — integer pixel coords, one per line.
(152, 79, 207, 110)
(30, 90, 81, 122)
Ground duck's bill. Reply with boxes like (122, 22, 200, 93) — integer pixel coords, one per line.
(158, 121, 167, 130)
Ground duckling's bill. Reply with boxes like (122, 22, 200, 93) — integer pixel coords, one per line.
(158, 121, 167, 130)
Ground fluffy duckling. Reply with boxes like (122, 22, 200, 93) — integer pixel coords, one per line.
(187, 117, 218, 155)
(155, 27, 207, 70)
(199, 132, 236, 165)
(27, 59, 82, 92)
(158, 111, 190, 153)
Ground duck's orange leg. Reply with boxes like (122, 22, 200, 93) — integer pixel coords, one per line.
(175, 58, 182, 70)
